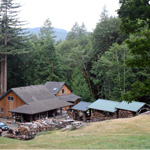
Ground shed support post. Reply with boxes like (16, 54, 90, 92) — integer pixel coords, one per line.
(89, 109, 91, 117)
(30, 115, 32, 122)
(21, 115, 23, 123)
(46, 112, 48, 118)
(60, 108, 62, 116)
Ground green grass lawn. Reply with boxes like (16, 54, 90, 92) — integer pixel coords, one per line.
(0, 115, 150, 149)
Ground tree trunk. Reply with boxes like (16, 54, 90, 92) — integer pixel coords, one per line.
(0, 3, 8, 96)
(82, 65, 95, 98)
(123, 48, 126, 94)
(0, 54, 7, 96)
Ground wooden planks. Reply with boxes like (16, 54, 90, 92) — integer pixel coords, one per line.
(56, 85, 71, 96)
(0, 91, 25, 119)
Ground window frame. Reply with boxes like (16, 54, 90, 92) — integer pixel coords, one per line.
(7, 96, 14, 101)
(62, 89, 65, 94)
(1, 108, 4, 114)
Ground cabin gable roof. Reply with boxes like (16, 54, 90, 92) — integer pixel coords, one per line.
(44, 81, 71, 95)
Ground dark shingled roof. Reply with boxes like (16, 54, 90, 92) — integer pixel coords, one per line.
(57, 93, 81, 103)
(10, 98, 71, 115)
(71, 101, 92, 112)
(44, 81, 65, 95)
(5, 85, 72, 114)
(12, 85, 56, 104)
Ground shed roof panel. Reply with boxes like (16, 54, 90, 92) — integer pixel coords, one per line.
(72, 101, 92, 111)
(116, 101, 147, 112)
(88, 99, 120, 112)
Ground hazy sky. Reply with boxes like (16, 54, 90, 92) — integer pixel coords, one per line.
(16, 0, 120, 31)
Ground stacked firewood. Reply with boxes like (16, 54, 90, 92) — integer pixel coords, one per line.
(90, 111, 117, 122)
(18, 119, 56, 133)
(4, 119, 87, 140)
(17, 126, 30, 135)
(118, 110, 134, 118)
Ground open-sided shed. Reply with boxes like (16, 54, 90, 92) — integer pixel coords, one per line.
(116, 101, 150, 118)
(68, 101, 92, 122)
(88, 99, 120, 122)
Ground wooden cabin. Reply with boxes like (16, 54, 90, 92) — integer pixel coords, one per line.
(0, 85, 71, 122)
(0, 90, 26, 119)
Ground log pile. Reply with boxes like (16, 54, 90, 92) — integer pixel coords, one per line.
(4, 118, 86, 140)
(118, 110, 134, 118)
(90, 111, 117, 122)
(17, 126, 30, 135)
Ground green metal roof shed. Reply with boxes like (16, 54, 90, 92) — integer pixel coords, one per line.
(115, 101, 149, 112)
(88, 99, 120, 113)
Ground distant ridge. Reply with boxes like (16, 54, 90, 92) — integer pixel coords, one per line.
(27, 27, 68, 42)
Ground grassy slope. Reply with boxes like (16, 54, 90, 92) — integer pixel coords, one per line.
(0, 115, 150, 149)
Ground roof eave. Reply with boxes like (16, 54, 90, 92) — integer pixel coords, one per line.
(88, 107, 116, 113)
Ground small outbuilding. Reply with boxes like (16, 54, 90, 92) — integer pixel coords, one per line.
(116, 101, 150, 118)
(88, 99, 120, 122)
(68, 101, 92, 122)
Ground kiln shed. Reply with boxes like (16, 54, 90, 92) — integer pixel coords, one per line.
(116, 101, 150, 118)
(68, 101, 92, 122)
(88, 99, 120, 122)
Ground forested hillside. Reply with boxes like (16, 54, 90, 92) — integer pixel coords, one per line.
(1, 0, 150, 103)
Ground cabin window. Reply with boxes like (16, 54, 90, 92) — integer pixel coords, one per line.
(7, 96, 14, 101)
(1, 108, 4, 114)
(62, 89, 65, 94)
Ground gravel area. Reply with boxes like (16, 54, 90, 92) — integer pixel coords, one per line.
(0, 118, 18, 136)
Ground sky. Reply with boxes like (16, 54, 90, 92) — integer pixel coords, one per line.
(15, 0, 120, 32)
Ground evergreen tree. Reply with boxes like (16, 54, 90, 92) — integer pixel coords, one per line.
(27, 19, 60, 84)
(71, 68, 92, 102)
(0, 0, 29, 94)
(92, 16, 126, 58)
(66, 22, 88, 41)
(118, 0, 150, 103)
(91, 43, 136, 100)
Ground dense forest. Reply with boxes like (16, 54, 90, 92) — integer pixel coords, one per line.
(0, 0, 150, 103)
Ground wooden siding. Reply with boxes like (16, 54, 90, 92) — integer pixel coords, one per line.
(64, 99, 80, 110)
(0, 91, 25, 119)
(56, 85, 71, 96)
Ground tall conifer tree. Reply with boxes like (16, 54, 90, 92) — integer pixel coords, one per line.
(0, 0, 28, 94)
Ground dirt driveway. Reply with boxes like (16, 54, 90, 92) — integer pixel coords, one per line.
(0, 118, 18, 136)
